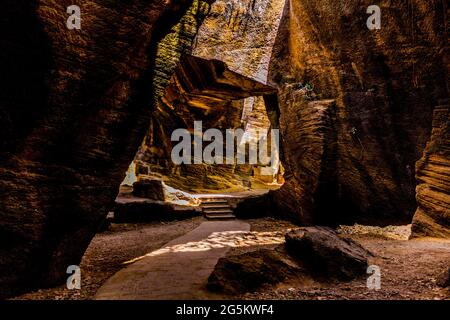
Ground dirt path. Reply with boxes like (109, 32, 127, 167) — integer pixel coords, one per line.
(12, 217, 204, 300)
(95, 220, 251, 300)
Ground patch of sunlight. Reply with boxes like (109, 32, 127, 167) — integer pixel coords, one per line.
(163, 183, 201, 206)
(121, 161, 137, 186)
(337, 224, 412, 240)
(123, 230, 288, 265)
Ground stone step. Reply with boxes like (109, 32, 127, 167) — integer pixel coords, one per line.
(205, 213, 237, 220)
(200, 200, 229, 205)
(201, 203, 231, 209)
(203, 208, 234, 214)
(200, 197, 237, 220)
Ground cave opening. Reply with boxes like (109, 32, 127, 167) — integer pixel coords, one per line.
(110, 0, 288, 222)
(115, 54, 284, 222)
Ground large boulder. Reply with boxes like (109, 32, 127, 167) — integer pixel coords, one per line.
(207, 246, 303, 294)
(285, 227, 372, 280)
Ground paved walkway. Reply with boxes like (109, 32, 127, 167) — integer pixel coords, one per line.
(95, 220, 250, 300)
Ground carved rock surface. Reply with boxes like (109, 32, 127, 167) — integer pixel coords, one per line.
(132, 179, 165, 201)
(207, 246, 303, 294)
(436, 266, 450, 288)
(268, 0, 449, 225)
(0, 0, 206, 298)
(411, 101, 450, 238)
(135, 0, 287, 192)
(136, 55, 276, 192)
(285, 227, 372, 280)
(271, 93, 337, 224)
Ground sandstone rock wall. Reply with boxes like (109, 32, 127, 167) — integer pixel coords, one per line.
(134, 0, 287, 192)
(0, 0, 206, 298)
(135, 55, 276, 193)
(411, 99, 450, 238)
(269, 0, 449, 225)
(192, 0, 286, 82)
(271, 89, 337, 224)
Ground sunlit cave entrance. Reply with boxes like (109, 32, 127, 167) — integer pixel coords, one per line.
(116, 54, 285, 221)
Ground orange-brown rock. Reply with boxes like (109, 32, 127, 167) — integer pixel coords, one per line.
(271, 91, 337, 224)
(135, 55, 276, 192)
(135, 0, 287, 192)
(0, 0, 211, 298)
(268, 0, 449, 225)
(411, 101, 450, 238)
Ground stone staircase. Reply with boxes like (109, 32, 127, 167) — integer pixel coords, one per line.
(200, 197, 236, 220)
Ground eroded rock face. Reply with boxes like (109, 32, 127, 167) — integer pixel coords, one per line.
(133, 0, 287, 192)
(135, 55, 276, 192)
(411, 100, 450, 238)
(271, 92, 337, 224)
(192, 0, 286, 82)
(436, 266, 450, 288)
(0, 0, 207, 298)
(285, 227, 372, 280)
(207, 246, 303, 294)
(269, 0, 449, 225)
(132, 179, 165, 201)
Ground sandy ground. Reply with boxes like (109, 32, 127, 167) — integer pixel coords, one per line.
(10, 217, 450, 300)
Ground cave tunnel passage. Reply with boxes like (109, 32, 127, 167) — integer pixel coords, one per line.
(116, 55, 284, 215)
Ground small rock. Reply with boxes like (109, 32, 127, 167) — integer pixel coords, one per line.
(436, 267, 450, 288)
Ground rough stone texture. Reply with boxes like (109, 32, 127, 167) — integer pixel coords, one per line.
(271, 93, 337, 224)
(411, 100, 450, 238)
(0, 0, 211, 298)
(132, 179, 165, 201)
(285, 227, 372, 280)
(233, 192, 273, 219)
(268, 0, 449, 226)
(2, 0, 448, 299)
(436, 266, 450, 288)
(207, 226, 373, 294)
(133, 0, 287, 192)
(192, 0, 286, 83)
(135, 54, 276, 192)
(192, 0, 287, 187)
(207, 246, 302, 294)
(114, 198, 201, 223)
